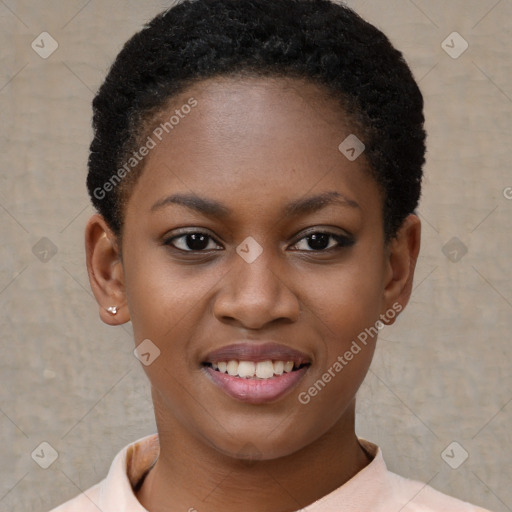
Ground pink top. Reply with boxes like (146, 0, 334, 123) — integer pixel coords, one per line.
(49, 433, 491, 512)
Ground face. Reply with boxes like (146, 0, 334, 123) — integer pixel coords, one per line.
(89, 76, 417, 461)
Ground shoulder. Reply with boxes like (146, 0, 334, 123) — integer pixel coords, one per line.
(45, 433, 158, 512)
(385, 470, 492, 512)
(47, 482, 102, 512)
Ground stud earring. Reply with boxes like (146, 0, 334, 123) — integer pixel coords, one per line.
(107, 306, 118, 315)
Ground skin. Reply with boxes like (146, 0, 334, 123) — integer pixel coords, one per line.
(85, 76, 421, 512)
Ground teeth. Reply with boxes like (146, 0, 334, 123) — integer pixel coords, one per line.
(256, 360, 274, 379)
(238, 361, 256, 378)
(273, 361, 284, 375)
(227, 360, 238, 376)
(211, 360, 298, 379)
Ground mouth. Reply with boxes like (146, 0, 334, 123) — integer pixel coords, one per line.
(203, 360, 310, 379)
(201, 342, 312, 404)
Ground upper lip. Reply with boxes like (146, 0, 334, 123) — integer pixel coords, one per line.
(203, 342, 312, 365)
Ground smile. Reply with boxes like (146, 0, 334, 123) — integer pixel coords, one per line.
(204, 360, 308, 379)
(201, 342, 312, 404)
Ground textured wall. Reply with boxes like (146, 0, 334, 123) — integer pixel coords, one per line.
(0, 1, 510, 511)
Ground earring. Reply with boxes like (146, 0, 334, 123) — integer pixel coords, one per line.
(107, 306, 118, 315)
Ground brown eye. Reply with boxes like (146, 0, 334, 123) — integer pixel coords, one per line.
(305, 233, 330, 250)
(291, 232, 354, 252)
(165, 232, 222, 252)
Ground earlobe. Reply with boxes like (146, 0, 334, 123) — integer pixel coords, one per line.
(381, 214, 421, 325)
(85, 214, 130, 325)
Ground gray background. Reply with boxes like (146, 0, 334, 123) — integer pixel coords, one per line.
(0, 0, 511, 511)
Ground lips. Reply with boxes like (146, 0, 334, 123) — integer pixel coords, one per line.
(202, 342, 311, 404)
(203, 342, 311, 366)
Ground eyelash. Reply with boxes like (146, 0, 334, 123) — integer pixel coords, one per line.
(163, 229, 355, 253)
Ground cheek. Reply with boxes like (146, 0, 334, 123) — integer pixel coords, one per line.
(122, 247, 216, 342)
(123, 262, 176, 342)
(297, 247, 384, 398)
(295, 264, 381, 429)
(303, 252, 385, 339)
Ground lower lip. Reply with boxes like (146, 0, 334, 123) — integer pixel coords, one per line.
(204, 366, 309, 404)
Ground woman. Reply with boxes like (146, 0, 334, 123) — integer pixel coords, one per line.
(50, 0, 491, 510)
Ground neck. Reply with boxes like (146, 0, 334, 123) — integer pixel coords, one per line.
(136, 401, 370, 512)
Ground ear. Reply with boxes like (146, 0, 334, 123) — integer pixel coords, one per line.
(85, 214, 130, 326)
(380, 214, 421, 325)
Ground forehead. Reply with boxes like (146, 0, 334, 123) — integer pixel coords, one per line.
(125, 75, 380, 221)
(166, 75, 352, 144)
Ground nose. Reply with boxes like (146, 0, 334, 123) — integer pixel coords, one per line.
(212, 248, 300, 330)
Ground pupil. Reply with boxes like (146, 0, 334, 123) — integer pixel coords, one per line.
(308, 233, 329, 250)
(187, 233, 208, 250)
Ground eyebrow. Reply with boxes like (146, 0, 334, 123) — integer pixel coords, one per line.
(284, 191, 359, 216)
(151, 193, 231, 217)
(150, 191, 359, 218)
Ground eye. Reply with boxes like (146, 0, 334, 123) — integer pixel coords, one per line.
(164, 232, 223, 252)
(291, 231, 354, 252)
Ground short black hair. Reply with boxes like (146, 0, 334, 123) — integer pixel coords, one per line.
(87, 0, 426, 241)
